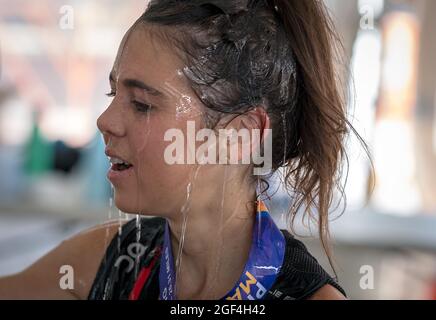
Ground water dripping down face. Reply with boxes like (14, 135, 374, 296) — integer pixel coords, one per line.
(97, 25, 206, 218)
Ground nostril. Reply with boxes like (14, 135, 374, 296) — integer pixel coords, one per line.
(101, 133, 110, 147)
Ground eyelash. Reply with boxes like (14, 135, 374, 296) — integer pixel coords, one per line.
(105, 91, 152, 113)
(132, 101, 152, 113)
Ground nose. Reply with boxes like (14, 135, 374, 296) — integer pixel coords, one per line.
(97, 102, 126, 143)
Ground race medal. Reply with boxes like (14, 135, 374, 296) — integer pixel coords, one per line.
(159, 200, 286, 300)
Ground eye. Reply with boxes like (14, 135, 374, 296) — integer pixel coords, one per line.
(132, 100, 152, 113)
(106, 90, 116, 97)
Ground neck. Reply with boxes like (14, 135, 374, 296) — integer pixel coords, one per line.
(166, 177, 257, 300)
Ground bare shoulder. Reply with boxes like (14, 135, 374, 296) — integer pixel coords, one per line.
(307, 284, 348, 300)
(0, 220, 123, 300)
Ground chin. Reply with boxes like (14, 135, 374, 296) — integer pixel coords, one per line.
(113, 194, 138, 214)
(114, 193, 154, 216)
(115, 204, 137, 214)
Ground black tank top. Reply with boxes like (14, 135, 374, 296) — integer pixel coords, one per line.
(88, 217, 346, 300)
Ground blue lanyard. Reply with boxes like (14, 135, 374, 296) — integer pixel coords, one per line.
(158, 200, 286, 300)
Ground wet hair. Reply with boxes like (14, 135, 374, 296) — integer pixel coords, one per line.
(138, 0, 368, 274)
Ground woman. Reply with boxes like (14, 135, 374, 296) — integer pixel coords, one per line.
(0, 0, 352, 300)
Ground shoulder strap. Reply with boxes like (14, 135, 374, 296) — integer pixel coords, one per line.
(88, 217, 165, 300)
(266, 230, 347, 300)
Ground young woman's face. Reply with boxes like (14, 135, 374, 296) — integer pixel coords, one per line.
(97, 25, 207, 217)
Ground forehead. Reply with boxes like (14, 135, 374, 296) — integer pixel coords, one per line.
(112, 24, 186, 89)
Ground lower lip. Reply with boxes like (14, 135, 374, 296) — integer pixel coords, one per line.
(107, 165, 135, 183)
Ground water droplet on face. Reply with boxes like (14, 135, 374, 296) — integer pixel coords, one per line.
(136, 214, 141, 242)
(109, 184, 115, 220)
(175, 95, 194, 120)
(173, 166, 202, 298)
(134, 214, 142, 279)
(117, 210, 124, 254)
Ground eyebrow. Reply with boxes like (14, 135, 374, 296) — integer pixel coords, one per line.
(109, 72, 165, 98)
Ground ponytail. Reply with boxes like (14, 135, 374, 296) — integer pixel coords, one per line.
(269, 0, 353, 277)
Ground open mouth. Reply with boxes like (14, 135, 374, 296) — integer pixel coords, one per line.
(110, 157, 133, 171)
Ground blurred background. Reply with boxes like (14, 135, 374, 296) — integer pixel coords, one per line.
(0, 0, 435, 300)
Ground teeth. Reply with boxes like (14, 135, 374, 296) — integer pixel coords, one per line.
(109, 157, 131, 166)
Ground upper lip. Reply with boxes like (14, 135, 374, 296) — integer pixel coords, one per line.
(105, 148, 132, 165)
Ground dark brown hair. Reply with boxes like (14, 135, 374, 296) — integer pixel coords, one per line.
(138, 0, 367, 275)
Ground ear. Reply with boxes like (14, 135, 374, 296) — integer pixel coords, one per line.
(239, 107, 271, 144)
(219, 106, 271, 163)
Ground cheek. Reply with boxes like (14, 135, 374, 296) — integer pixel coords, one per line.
(134, 155, 194, 216)
(127, 115, 205, 208)
(138, 141, 192, 188)
(132, 131, 193, 200)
